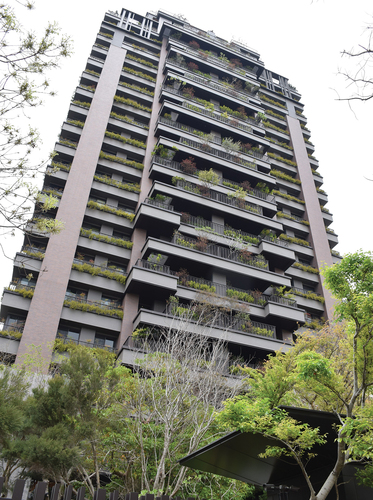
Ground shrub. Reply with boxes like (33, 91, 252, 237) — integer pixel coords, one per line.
(181, 156, 197, 175)
(227, 289, 254, 303)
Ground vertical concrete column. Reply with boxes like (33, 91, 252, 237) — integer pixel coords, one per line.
(118, 35, 169, 348)
(286, 116, 335, 320)
(16, 37, 127, 369)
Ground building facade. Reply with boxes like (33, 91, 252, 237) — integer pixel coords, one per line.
(0, 8, 340, 368)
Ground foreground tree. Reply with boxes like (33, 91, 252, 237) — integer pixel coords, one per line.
(217, 251, 373, 500)
(0, 3, 72, 241)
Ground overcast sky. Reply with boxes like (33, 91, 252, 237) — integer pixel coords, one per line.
(1, 0, 372, 292)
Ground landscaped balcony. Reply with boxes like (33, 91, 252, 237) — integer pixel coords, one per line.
(125, 259, 179, 296)
(134, 198, 181, 232)
(85, 200, 135, 228)
(70, 259, 127, 293)
(126, 307, 289, 357)
(78, 228, 132, 260)
(140, 236, 292, 289)
(55, 336, 117, 353)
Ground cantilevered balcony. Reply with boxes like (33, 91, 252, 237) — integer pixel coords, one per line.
(134, 198, 181, 233)
(70, 259, 127, 293)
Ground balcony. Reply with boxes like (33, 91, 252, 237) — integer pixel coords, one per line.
(55, 336, 116, 353)
(133, 198, 181, 232)
(125, 259, 179, 295)
(161, 86, 264, 132)
(70, 259, 127, 292)
(141, 236, 291, 289)
(130, 308, 290, 354)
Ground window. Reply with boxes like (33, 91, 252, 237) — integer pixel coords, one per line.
(94, 335, 115, 349)
(58, 327, 80, 343)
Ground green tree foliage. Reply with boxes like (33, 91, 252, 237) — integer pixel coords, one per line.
(217, 251, 373, 500)
(0, 3, 72, 240)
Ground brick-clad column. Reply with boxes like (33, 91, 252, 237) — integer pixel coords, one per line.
(286, 116, 335, 320)
(117, 35, 168, 350)
(16, 39, 127, 369)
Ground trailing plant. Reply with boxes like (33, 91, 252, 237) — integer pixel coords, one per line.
(113, 95, 152, 112)
(99, 151, 144, 170)
(22, 249, 45, 259)
(99, 31, 113, 39)
(271, 169, 301, 185)
(104, 131, 146, 149)
(122, 66, 156, 82)
(118, 81, 154, 96)
(80, 228, 133, 248)
(72, 263, 127, 285)
(93, 174, 140, 192)
(265, 137, 293, 150)
(87, 201, 135, 221)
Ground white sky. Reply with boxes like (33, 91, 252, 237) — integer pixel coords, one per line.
(1, 0, 372, 292)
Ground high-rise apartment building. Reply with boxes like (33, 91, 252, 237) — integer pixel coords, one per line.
(0, 8, 340, 368)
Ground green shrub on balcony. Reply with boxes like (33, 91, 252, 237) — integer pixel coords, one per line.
(67, 119, 85, 128)
(59, 139, 78, 148)
(41, 188, 63, 198)
(80, 84, 96, 92)
(87, 201, 135, 221)
(99, 31, 113, 39)
(93, 174, 140, 192)
(0, 329, 22, 340)
(265, 137, 293, 150)
(291, 289, 325, 304)
(63, 299, 123, 318)
(110, 111, 149, 129)
(272, 190, 305, 204)
(271, 169, 301, 185)
(126, 54, 158, 69)
(186, 281, 216, 293)
(279, 234, 310, 247)
(80, 228, 133, 248)
(293, 262, 319, 274)
(251, 326, 273, 337)
(50, 161, 71, 172)
(277, 211, 310, 226)
(265, 109, 286, 121)
(7, 287, 34, 299)
(122, 66, 156, 82)
(22, 249, 45, 259)
(267, 152, 297, 167)
(226, 289, 254, 303)
(104, 131, 146, 149)
(118, 81, 154, 96)
(262, 121, 289, 134)
(72, 263, 127, 284)
(72, 100, 91, 108)
(99, 151, 144, 170)
(223, 228, 259, 245)
(113, 95, 152, 112)
(259, 93, 286, 109)
(85, 68, 100, 77)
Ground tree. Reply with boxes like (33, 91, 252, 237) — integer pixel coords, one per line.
(216, 251, 373, 500)
(339, 22, 373, 102)
(0, 2, 72, 243)
(104, 302, 253, 498)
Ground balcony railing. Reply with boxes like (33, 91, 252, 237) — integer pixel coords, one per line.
(6, 281, 35, 293)
(162, 85, 260, 130)
(172, 233, 269, 270)
(159, 116, 265, 165)
(64, 293, 122, 313)
(135, 259, 172, 275)
(144, 197, 175, 211)
(72, 258, 127, 275)
(165, 303, 275, 338)
(56, 336, 116, 353)
(175, 179, 263, 216)
(151, 156, 276, 205)
(179, 137, 269, 168)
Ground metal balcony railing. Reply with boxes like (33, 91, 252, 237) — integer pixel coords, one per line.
(144, 197, 174, 211)
(72, 258, 127, 275)
(64, 293, 122, 311)
(135, 259, 172, 275)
